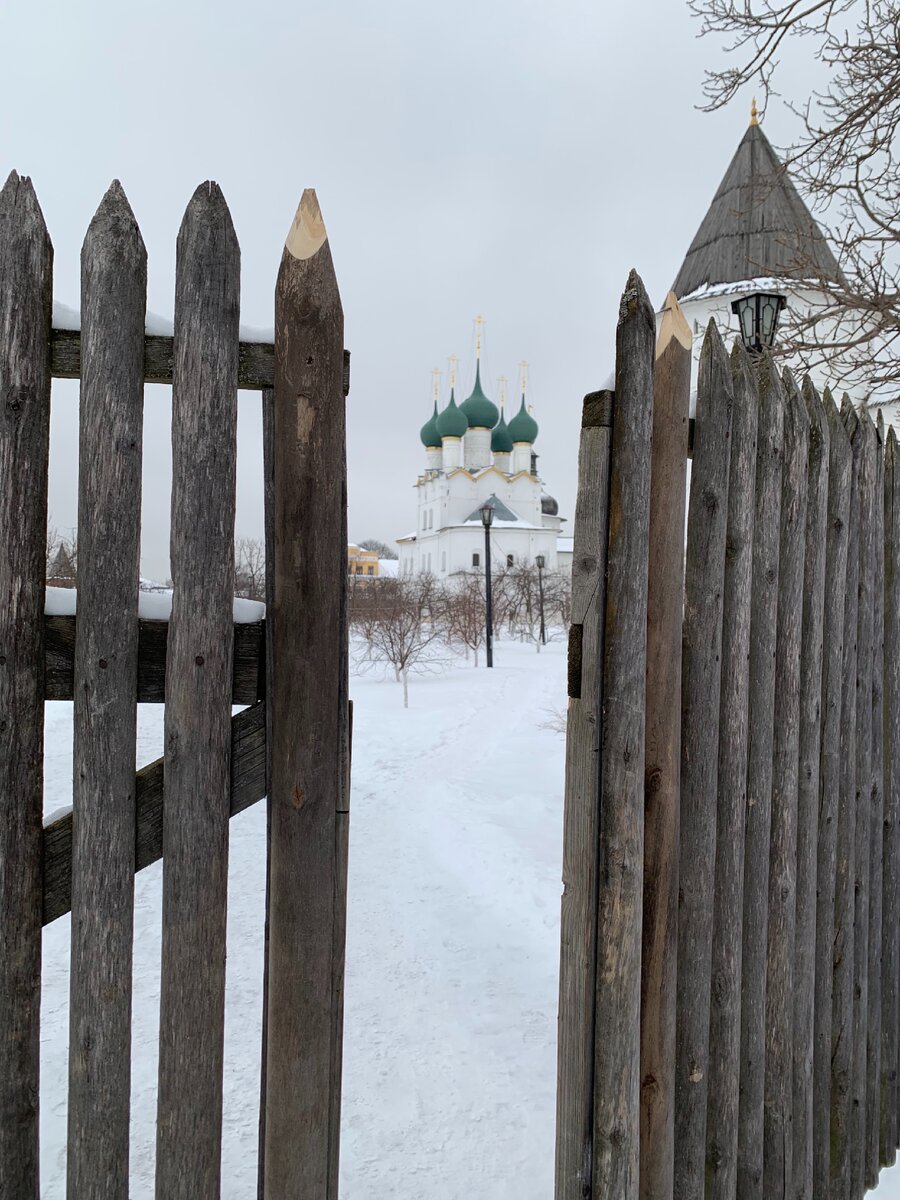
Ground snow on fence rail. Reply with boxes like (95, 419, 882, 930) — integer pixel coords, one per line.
(0, 171, 350, 1199)
(556, 277, 900, 1200)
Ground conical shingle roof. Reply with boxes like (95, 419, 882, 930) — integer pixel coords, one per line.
(671, 123, 843, 300)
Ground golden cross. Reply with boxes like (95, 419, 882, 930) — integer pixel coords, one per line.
(497, 374, 507, 409)
(519, 359, 529, 397)
(474, 314, 485, 360)
(431, 367, 441, 404)
(447, 354, 459, 389)
(750, 97, 759, 126)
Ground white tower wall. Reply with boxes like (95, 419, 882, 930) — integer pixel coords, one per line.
(442, 436, 462, 470)
(511, 443, 531, 474)
(464, 427, 492, 471)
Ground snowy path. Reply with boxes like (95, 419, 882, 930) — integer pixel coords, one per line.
(39, 640, 565, 1198)
(37, 637, 900, 1197)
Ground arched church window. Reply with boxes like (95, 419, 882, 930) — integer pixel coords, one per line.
(472, 552, 480, 568)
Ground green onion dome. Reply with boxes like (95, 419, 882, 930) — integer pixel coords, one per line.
(459, 363, 499, 430)
(436, 388, 468, 439)
(491, 412, 514, 454)
(420, 402, 441, 448)
(507, 396, 539, 444)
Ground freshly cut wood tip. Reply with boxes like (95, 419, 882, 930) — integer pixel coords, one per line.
(285, 189, 327, 260)
(656, 291, 692, 358)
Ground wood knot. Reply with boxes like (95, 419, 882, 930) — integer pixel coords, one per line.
(646, 767, 663, 794)
(291, 785, 306, 811)
(195, 655, 204, 666)
(98, 658, 108, 669)
(689, 1061, 703, 1084)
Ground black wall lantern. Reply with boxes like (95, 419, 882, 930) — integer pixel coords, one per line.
(730, 292, 787, 354)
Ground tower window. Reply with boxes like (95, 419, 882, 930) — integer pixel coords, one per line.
(507, 554, 514, 567)
(472, 552, 480, 568)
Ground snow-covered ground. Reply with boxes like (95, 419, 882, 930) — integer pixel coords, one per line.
(36, 635, 900, 1196)
(39, 638, 566, 1198)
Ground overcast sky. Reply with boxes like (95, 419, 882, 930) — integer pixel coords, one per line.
(1, 0, 810, 578)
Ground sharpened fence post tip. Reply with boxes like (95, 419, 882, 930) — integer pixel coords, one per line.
(285, 189, 328, 260)
(656, 292, 692, 358)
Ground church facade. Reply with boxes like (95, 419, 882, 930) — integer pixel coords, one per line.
(397, 361, 569, 578)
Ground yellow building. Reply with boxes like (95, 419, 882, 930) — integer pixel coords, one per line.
(348, 544, 380, 578)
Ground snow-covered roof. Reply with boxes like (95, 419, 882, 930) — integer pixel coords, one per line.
(464, 494, 520, 525)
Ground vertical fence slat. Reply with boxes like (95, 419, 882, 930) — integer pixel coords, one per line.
(763, 370, 809, 1198)
(867, 412, 886, 1184)
(791, 378, 828, 1200)
(813, 389, 851, 1198)
(155, 182, 240, 1198)
(639, 295, 690, 1200)
(555, 390, 613, 1200)
(831, 399, 861, 1198)
(738, 355, 784, 1200)
(852, 413, 877, 1195)
(882, 425, 900, 1166)
(674, 320, 733, 1197)
(0, 170, 52, 1199)
(706, 341, 758, 1200)
(591, 270, 654, 1200)
(262, 190, 347, 1197)
(66, 181, 146, 1198)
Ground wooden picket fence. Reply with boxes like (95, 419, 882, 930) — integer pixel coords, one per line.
(556, 271, 900, 1200)
(0, 171, 350, 1198)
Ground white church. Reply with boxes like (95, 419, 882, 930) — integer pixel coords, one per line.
(397, 353, 571, 579)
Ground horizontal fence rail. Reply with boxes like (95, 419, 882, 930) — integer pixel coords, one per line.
(556, 274, 900, 1200)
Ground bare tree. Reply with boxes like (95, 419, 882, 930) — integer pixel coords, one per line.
(234, 537, 266, 602)
(690, 0, 900, 395)
(359, 575, 446, 707)
(357, 538, 398, 560)
(443, 573, 488, 666)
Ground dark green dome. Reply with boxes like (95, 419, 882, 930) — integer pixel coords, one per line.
(508, 397, 539, 444)
(459, 363, 499, 430)
(436, 389, 468, 439)
(420, 402, 441, 448)
(491, 412, 513, 454)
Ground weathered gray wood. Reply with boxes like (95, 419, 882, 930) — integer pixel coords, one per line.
(591, 271, 654, 1200)
(0, 170, 52, 1198)
(555, 393, 613, 1200)
(261, 190, 347, 1197)
(812, 389, 850, 1199)
(44, 613, 263, 702)
(639, 296, 690, 1200)
(738, 354, 784, 1200)
(791, 377, 828, 1200)
(155, 182, 240, 1199)
(882, 426, 900, 1166)
(66, 180, 146, 1199)
(867, 412, 886, 1184)
(674, 319, 733, 1198)
(763, 370, 809, 1198)
(852, 413, 877, 1196)
(42, 701, 266, 926)
(831, 398, 861, 1200)
(51, 325, 350, 394)
(706, 341, 758, 1200)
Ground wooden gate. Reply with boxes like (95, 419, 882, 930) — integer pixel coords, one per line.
(0, 171, 350, 1198)
(556, 271, 900, 1200)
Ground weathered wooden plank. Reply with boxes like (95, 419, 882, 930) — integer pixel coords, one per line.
(591, 271, 654, 1200)
(852, 412, 877, 1196)
(51, 325, 351, 394)
(812, 389, 850, 1199)
(867, 413, 886, 1184)
(639, 295, 690, 1200)
(0, 170, 52, 1198)
(42, 701, 266, 926)
(555, 394, 613, 1200)
(66, 180, 146, 1198)
(706, 341, 758, 1200)
(882, 426, 900, 1167)
(674, 319, 733, 1198)
(831, 398, 861, 1200)
(738, 354, 784, 1200)
(791, 378, 828, 1199)
(261, 190, 347, 1197)
(43, 613, 263, 702)
(155, 182, 240, 1199)
(763, 370, 809, 1198)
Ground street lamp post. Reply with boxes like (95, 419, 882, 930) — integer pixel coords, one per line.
(480, 502, 494, 668)
(535, 554, 546, 646)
